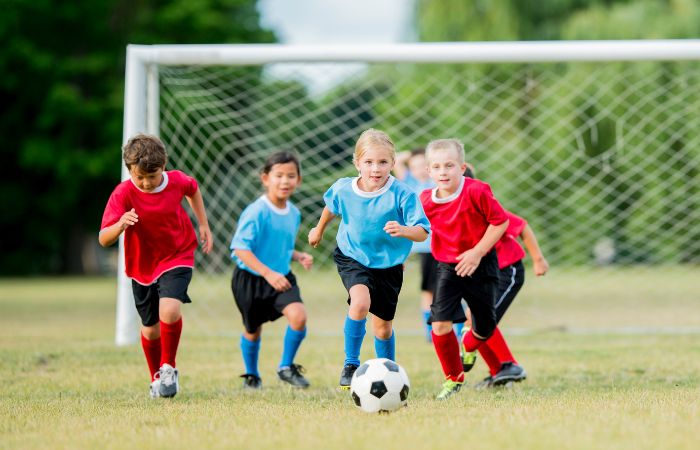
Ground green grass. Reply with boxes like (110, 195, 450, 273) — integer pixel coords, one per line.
(1, 267, 699, 450)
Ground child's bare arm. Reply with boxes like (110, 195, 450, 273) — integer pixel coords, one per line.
(520, 224, 549, 276)
(455, 220, 509, 277)
(308, 207, 336, 248)
(292, 250, 314, 271)
(234, 249, 292, 292)
(383, 221, 428, 242)
(98, 208, 138, 247)
(185, 188, 213, 254)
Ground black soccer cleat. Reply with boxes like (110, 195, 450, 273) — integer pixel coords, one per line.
(277, 364, 310, 389)
(492, 362, 527, 386)
(339, 364, 358, 390)
(240, 373, 262, 390)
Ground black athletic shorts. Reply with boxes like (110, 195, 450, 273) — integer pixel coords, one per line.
(494, 260, 525, 323)
(430, 250, 499, 339)
(132, 267, 193, 327)
(231, 267, 303, 334)
(333, 247, 403, 322)
(419, 252, 439, 292)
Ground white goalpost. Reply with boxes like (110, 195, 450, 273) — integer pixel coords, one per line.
(117, 40, 700, 345)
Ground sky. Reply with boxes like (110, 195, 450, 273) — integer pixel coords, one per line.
(257, 0, 416, 94)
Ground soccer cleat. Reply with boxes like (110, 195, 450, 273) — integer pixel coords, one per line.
(492, 362, 527, 386)
(436, 379, 464, 400)
(474, 375, 494, 390)
(240, 373, 262, 390)
(460, 327, 477, 372)
(158, 363, 179, 398)
(339, 364, 358, 390)
(149, 378, 161, 399)
(277, 364, 310, 389)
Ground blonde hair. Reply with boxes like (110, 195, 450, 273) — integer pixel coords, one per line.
(425, 138, 465, 164)
(353, 128, 395, 164)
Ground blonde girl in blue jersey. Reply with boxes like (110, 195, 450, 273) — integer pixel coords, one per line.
(308, 129, 430, 389)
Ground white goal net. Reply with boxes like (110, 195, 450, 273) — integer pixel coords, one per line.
(117, 42, 700, 344)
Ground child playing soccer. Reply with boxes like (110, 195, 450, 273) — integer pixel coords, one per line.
(230, 151, 313, 390)
(394, 149, 438, 342)
(308, 129, 430, 389)
(99, 134, 213, 398)
(460, 163, 550, 388)
(420, 138, 509, 400)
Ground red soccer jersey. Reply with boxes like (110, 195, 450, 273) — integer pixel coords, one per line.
(100, 170, 199, 285)
(420, 177, 508, 263)
(495, 211, 527, 269)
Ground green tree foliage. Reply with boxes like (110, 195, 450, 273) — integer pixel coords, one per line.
(0, 0, 275, 274)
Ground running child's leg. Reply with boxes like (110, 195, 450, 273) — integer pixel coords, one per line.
(372, 316, 395, 361)
(339, 285, 370, 388)
(421, 291, 433, 342)
(279, 302, 307, 369)
(432, 320, 464, 383)
(159, 298, 182, 368)
(141, 324, 161, 382)
(241, 326, 262, 378)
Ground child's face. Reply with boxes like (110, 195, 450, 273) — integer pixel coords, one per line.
(355, 146, 394, 191)
(262, 162, 300, 202)
(427, 148, 467, 193)
(408, 154, 429, 180)
(129, 166, 164, 192)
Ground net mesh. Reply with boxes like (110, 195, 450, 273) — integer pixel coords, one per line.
(155, 60, 700, 334)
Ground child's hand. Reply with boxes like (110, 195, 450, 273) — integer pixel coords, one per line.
(295, 252, 314, 271)
(383, 221, 405, 237)
(199, 225, 213, 254)
(308, 227, 323, 248)
(533, 257, 549, 276)
(455, 249, 482, 277)
(263, 270, 292, 292)
(118, 208, 138, 230)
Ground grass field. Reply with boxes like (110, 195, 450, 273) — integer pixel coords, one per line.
(1, 266, 699, 450)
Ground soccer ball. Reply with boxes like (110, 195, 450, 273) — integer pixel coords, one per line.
(350, 358, 410, 413)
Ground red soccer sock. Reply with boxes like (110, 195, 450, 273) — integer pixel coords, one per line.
(462, 328, 486, 353)
(432, 330, 464, 382)
(485, 327, 517, 366)
(141, 334, 161, 381)
(160, 317, 183, 368)
(477, 341, 502, 376)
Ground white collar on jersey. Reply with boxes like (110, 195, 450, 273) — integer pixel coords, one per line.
(431, 176, 464, 204)
(351, 175, 395, 198)
(130, 171, 169, 193)
(261, 194, 290, 215)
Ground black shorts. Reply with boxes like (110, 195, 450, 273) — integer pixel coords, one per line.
(132, 267, 193, 327)
(494, 260, 525, 323)
(333, 247, 403, 322)
(419, 252, 439, 292)
(231, 267, 303, 334)
(430, 250, 499, 339)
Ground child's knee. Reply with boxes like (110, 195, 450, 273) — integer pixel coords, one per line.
(141, 323, 160, 340)
(287, 304, 307, 330)
(432, 321, 453, 335)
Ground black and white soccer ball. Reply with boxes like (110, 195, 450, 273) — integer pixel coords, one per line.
(350, 358, 410, 413)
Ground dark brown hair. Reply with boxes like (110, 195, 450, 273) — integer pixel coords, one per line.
(262, 151, 301, 176)
(122, 134, 167, 172)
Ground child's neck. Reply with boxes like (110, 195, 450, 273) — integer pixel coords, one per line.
(357, 176, 389, 192)
(266, 193, 287, 209)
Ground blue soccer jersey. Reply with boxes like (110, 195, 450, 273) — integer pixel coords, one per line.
(324, 176, 430, 269)
(230, 195, 301, 276)
(401, 173, 435, 254)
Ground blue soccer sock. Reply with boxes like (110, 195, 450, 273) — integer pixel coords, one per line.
(279, 326, 306, 369)
(374, 330, 395, 361)
(422, 309, 432, 342)
(240, 334, 261, 377)
(344, 316, 366, 367)
(453, 321, 465, 340)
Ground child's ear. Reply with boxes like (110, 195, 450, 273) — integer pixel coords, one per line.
(261, 172, 269, 185)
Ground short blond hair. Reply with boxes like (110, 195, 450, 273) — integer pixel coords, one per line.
(425, 138, 465, 164)
(353, 128, 395, 164)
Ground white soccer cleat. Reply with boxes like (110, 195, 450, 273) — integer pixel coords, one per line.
(149, 378, 162, 399)
(158, 364, 179, 398)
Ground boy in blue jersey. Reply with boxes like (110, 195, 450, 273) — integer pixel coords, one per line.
(308, 129, 431, 389)
(394, 148, 439, 342)
(230, 152, 314, 389)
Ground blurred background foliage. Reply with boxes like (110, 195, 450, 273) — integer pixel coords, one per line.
(1, 0, 698, 274)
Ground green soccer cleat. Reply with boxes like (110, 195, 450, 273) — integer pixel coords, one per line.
(460, 327, 477, 372)
(436, 379, 464, 400)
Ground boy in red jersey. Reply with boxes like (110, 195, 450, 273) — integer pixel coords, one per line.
(99, 134, 213, 398)
(420, 139, 509, 400)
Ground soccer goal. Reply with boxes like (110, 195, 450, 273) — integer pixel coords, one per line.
(117, 40, 700, 345)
